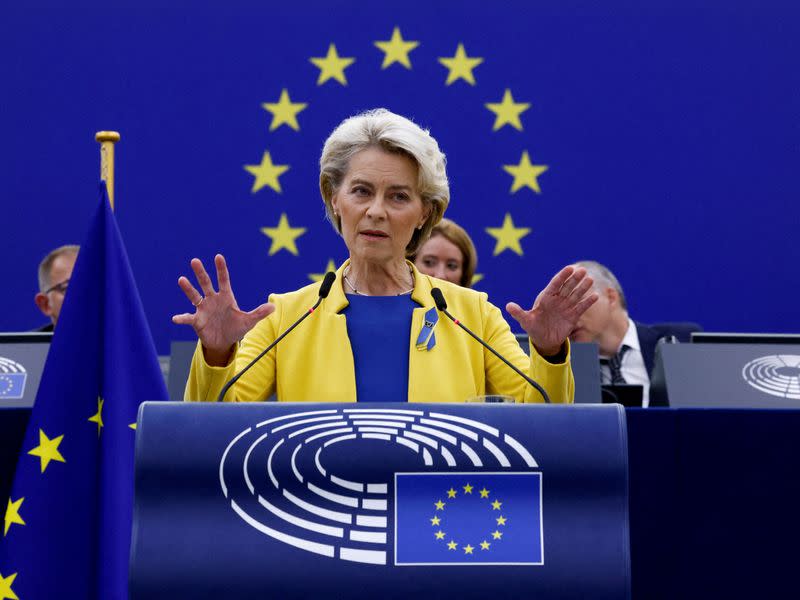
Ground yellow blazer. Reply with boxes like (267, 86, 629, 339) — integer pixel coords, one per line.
(185, 261, 574, 404)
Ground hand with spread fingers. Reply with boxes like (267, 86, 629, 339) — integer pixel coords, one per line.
(506, 266, 598, 357)
(172, 254, 274, 364)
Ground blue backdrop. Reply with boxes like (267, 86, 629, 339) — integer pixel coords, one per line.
(1, 0, 797, 354)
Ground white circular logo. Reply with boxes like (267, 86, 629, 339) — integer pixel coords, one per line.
(219, 408, 539, 565)
(741, 355, 800, 400)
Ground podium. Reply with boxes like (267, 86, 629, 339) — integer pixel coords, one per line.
(131, 402, 630, 599)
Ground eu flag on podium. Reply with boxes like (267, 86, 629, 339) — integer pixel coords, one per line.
(0, 182, 168, 600)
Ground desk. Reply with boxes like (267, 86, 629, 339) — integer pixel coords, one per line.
(3, 406, 799, 598)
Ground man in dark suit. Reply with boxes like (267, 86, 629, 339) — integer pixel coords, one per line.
(568, 261, 701, 406)
(34, 244, 78, 331)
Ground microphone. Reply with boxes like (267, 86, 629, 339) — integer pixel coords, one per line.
(216, 272, 336, 402)
(430, 288, 551, 404)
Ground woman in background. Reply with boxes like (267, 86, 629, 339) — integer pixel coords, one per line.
(412, 218, 476, 288)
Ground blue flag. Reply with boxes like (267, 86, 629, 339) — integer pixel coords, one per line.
(395, 472, 542, 565)
(0, 183, 168, 600)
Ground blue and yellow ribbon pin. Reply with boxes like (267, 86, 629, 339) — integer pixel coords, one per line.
(416, 307, 439, 351)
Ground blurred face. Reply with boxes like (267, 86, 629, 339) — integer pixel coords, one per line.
(569, 285, 615, 343)
(414, 234, 464, 285)
(332, 147, 430, 265)
(35, 252, 76, 326)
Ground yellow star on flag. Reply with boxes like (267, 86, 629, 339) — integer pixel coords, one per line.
(129, 422, 137, 430)
(4, 497, 25, 536)
(430, 515, 441, 526)
(434, 500, 446, 510)
(464, 544, 475, 554)
(438, 43, 484, 85)
(485, 89, 531, 131)
(435, 530, 446, 540)
(447, 540, 458, 550)
(88, 396, 104, 436)
(479, 487, 490, 498)
(244, 151, 290, 194)
(261, 89, 308, 131)
(0, 571, 19, 600)
(463, 483, 473, 494)
(496, 515, 507, 526)
(27, 429, 65, 473)
(261, 214, 306, 256)
(486, 213, 531, 256)
(447, 487, 457, 498)
(480, 540, 491, 550)
(492, 530, 503, 540)
(374, 27, 419, 69)
(492, 499, 503, 510)
(471, 273, 484, 286)
(503, 151, 549, 194)
(309, 258, 338, 282)
(310, 44, 355, 85)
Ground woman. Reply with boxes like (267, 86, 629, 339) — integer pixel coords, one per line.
(412, 218, 477, 287)
(174, 109, 597, 403)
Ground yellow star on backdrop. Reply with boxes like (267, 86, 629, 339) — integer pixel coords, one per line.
(374, 27, 419, 69)
(438, 43, 484, 85)
(485, 89, 531, 131)
(496, 515, 507, 526)
(261, 214, 306, 256)
(491, 500, 503, 510)
(447, 540, 458, 550)
(492, 530, 503, 539)
(4, 497, 25, 536)
(463, 544, 475, 554)
(261, 89, 308, 131)
(463, 483, 473, 494)
(309, 259, 338, 282)
(244, 151, 290, 194)
(430, 515, 441, 526)
(503, 151, 549, 194)
(310, 44, 355, 85)
(479, 487, 490, 498)
(486, 214, 531, 256)
(480, 540, 491, 550)
(88, 397, 104, 437)
(0, 571, 19, 600)
(129, 423, 137, 430)
(434, 500, 446, 510)
(447, 488, 457, 498)
(435, 530, 446, 540)
(471, 273, 484, 286)
(28, 429, 65, 473)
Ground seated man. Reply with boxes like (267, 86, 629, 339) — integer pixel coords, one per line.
(34, 244, 78, 331)
(568, 260, 701, 407)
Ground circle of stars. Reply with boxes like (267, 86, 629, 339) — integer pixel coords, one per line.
(429, 482, 508, 557)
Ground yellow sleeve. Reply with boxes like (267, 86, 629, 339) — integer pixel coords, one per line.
(480, 298, 574, 404)
(183, 295, 281, 402)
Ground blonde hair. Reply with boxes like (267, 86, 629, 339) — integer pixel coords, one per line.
(319, 108, 449, 255)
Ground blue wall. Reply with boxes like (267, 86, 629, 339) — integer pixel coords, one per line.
(1, 0, 797, 353)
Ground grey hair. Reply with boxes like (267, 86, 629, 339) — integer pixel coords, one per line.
(38, 245, 79, 292)
(574, 260, 628, 311)
(319, 108, 449, 255)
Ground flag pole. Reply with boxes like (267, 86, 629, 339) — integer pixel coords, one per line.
(95, 131, 121, 209)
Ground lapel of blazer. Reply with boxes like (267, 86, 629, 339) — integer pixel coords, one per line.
(635, 321, 660, 376)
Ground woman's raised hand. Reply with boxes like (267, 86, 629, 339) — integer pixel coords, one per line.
(172, 254, 274, 361)
(506, 265, 598, 357)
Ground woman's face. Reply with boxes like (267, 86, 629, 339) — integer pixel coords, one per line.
(414, 234, 465, 285)
(332, 147, 430, 265)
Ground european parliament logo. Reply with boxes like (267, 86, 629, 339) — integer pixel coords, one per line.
(220, 408, 544, 566)
(742, 355, 800, 400)
(0, 356, 27, 400)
